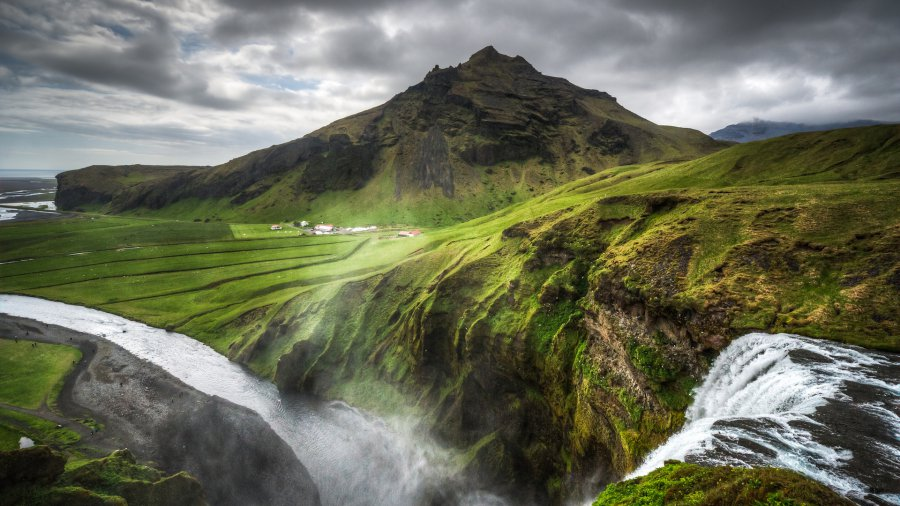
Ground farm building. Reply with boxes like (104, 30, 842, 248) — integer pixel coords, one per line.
(398, 229, 422, 237)
(270, 224, 283, 230)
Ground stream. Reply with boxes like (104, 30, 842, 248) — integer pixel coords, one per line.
(1, 295, 898, 505)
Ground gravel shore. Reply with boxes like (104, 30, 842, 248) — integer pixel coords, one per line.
(0, 314, 320, 506)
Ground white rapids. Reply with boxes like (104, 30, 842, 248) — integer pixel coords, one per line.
(629, 332, 900, 504)
(0, 294, 504, 506)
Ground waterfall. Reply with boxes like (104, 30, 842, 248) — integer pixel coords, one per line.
(3, 294, 898, 505)
(629, 333, 900, 504)
(0, 294, 503, 506)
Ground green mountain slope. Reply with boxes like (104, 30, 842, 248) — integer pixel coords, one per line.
(10, 125, 899, 503)
(55, 47, 723, 226)
(55, 165, 205, 211)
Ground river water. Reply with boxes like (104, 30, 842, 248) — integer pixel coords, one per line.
(0, 294, 503, 505)
(1, 295, 897, 505)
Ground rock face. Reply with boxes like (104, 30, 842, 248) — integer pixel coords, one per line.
(56, 46, 723, 224)
(0, 446, 66, 488)
(64, 335, 321, 506)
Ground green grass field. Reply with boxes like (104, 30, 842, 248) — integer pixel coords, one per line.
(0, 339, 81, 410)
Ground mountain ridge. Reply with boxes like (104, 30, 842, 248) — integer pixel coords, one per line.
(710, 118, 884, 143)
(56, 47, 724, 225)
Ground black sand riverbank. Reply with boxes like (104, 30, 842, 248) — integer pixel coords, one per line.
(0, 314, 320, 506)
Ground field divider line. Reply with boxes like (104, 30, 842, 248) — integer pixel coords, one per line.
(0, 240, 358, 280)
(100, 238, 372, 305)
(0, 237, 357, 266)
(13, 253, 337, 292)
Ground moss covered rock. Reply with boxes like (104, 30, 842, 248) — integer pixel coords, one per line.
(0, 446, 206, 506)
(593, 461, 854, 505)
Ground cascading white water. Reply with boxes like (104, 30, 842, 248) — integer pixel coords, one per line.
(629, 333, 900, 504)
(0, 295, 502, 506)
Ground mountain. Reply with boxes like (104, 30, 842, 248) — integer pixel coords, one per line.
(56, 46, 724, 225)
(709, 118, 883, 143)
(54, 164, 205, 211)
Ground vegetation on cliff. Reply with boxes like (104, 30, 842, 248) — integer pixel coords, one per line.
(0, 446, 205, 506)
(55, 165, 203, 212)
(5, 125, 898, 502)
(592, 461, 853, 506)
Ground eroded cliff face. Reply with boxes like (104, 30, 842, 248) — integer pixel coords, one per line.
(259, 204, 714, 503)
(241, 182, 898, 504)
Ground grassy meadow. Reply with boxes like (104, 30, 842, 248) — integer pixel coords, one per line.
(0, 339, 81, 410)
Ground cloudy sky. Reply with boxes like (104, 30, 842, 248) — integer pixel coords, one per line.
(1, 0, 899, 172)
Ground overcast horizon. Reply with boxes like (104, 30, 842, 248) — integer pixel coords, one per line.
(1, 0, 899, 173)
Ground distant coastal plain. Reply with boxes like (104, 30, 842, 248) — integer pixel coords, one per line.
(0, 169, 61, 178)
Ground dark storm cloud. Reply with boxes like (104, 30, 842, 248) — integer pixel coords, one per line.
(211, 8, 311, 44)
(217, 0, 421, 12)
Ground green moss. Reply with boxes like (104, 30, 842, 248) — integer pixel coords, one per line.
(0, 447, 204, 506)
(593, 461, 854, 506)
(627, 339, 683, 385)
(0, 408, 80, 448)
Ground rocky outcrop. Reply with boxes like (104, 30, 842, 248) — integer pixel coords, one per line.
(413, 126, 454, 197)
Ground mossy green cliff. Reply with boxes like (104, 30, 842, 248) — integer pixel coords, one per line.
(229, 126, 899, 502)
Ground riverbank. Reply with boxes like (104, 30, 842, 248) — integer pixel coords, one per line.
(0, 314, 320, 506)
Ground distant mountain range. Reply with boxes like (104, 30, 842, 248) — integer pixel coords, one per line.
(710, 119, 883, 143)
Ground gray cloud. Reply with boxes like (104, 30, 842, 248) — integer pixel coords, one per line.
(1, 0, 899, 171)
(0, 0, 242, 109)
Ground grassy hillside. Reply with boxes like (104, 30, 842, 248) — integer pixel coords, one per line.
(4, 125, 899, 503)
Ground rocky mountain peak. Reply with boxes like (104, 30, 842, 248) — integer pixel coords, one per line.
(461, 45, 540, 75)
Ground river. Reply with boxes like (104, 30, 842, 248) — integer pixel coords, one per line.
(1, 295, 897, 505)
